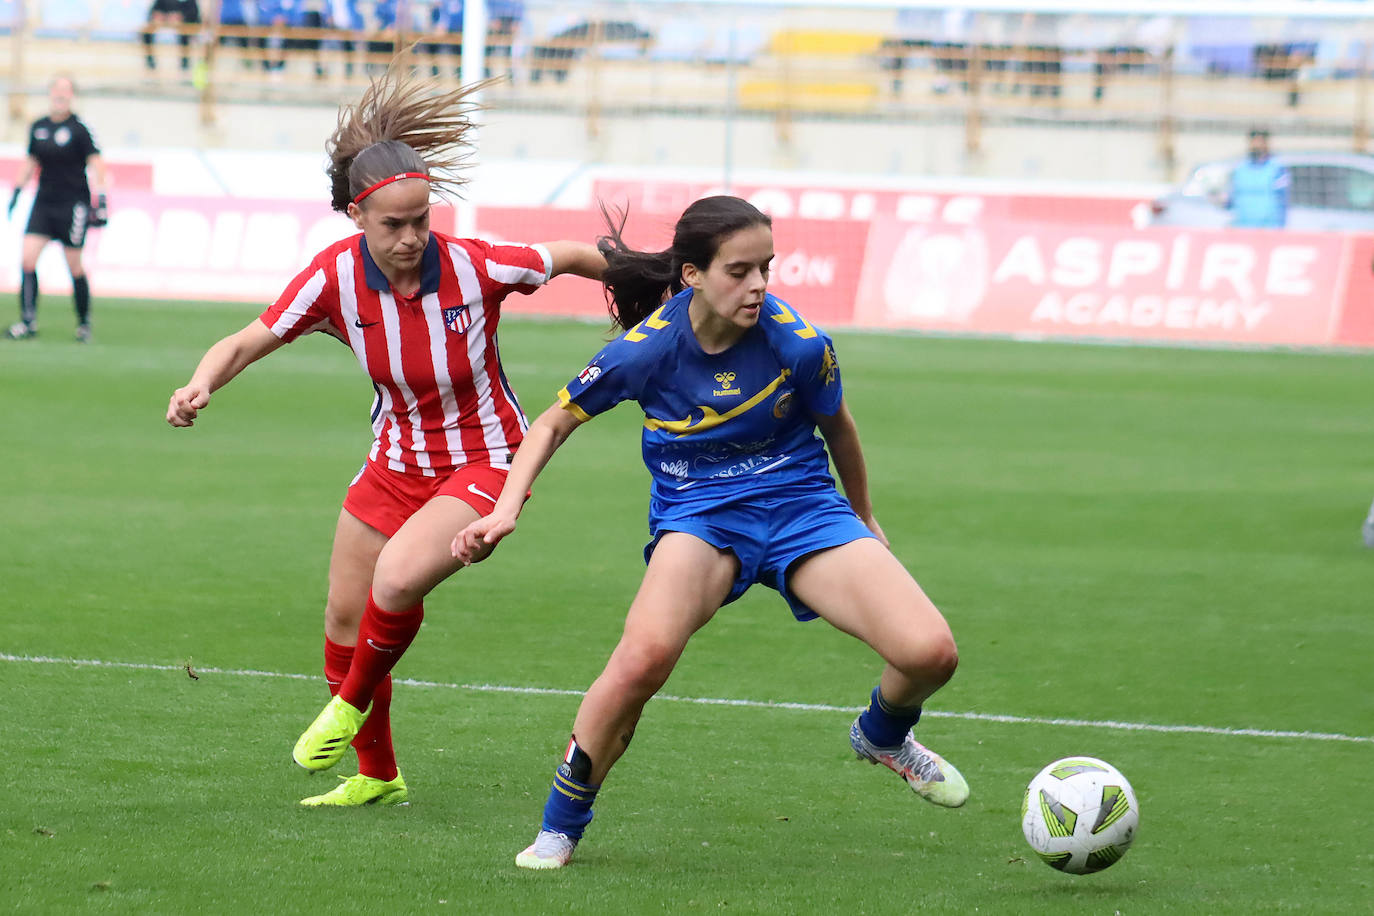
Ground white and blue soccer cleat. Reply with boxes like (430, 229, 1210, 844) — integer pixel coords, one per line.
(515, 829, 578, 870)
(850, 716, 969, 808)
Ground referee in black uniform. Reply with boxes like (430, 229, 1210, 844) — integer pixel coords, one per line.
(6, 75, 108, 342)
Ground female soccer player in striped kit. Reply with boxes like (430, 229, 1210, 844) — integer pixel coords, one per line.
(453, 196, 967, 869)
(166, 65, 604, 807)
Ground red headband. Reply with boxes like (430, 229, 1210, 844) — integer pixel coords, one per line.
(353, 171, 429, 204)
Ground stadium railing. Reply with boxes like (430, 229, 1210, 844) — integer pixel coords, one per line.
(6, 1, 1374, 178)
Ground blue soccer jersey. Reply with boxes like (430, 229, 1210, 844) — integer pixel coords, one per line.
(557, 289, 844, 510)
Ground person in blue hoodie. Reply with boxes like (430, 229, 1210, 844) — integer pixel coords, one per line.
(1228, 129, 1289, 229)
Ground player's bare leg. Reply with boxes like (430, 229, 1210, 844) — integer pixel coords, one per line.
(369, 494, 489, 611)
(572, 533, 736, 782)
(324, 508, 387, 645)
(518, 533, 736, 869)
(790, 538, 968, 807)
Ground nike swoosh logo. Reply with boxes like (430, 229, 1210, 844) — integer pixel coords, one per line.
(365, 638, 399, 654)
(466, 482, 497, 504)
(355, 318, 379, 328)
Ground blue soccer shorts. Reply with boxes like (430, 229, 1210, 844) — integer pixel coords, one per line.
(644, 485, 876, 621)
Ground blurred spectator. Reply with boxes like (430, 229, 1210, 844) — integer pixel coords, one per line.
(1255, 41, 1316, 107)
(427, 0, 464, 79)
(291, 0, 333, 77)
(217, 0, 254, 59)
(426, 0, 524, 80)
(257, 0, 302, 73)
(367, 0, 403, 73)
(324, 0, 365, 77)
(487, 0, 525, 78)
(1226, 128, 1289, 228)
(142, 0, 200, 74)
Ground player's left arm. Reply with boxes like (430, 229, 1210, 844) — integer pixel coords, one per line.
(87, 153, 109, 226)
(542, 240, 607, 281)
(813, 399, 888, 548)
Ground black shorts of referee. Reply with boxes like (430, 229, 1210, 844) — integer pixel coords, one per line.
(26, 198, 92, 249)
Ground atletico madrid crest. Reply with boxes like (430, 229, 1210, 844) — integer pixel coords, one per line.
(443, 305, 472, 334)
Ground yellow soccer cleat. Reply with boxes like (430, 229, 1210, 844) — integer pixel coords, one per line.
(292, 695, 370, 772)
(300, 771, 408, 807)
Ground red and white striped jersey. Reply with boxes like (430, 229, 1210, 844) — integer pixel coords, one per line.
(259, 230, 552, 476)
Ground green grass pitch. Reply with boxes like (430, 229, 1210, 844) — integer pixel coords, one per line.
(2, 298, 1371, 913)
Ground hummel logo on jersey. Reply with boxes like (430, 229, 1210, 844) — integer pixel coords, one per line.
(354, 318, 379, 328)
(712, 371, 739, 397)
(819, 344, 838, 386)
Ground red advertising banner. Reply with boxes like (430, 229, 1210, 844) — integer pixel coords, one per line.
(591, 178, 1144, 227)
(4, 192, 459, 302)
(475, 206, 869, 325)
(852, 218, 1354, 347)
(9, 189, 1369, 349)
(1333, 233, 1374, 347)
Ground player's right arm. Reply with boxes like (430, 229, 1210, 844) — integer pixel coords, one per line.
(166, 320, 286, 427)
(542, 240, 607, 281)
(451, 401, 586, 563)
(7, 156, 36, 218)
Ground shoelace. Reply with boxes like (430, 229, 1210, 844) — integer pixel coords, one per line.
(531, 831, 576, 858)
(894, 740, 945, 783)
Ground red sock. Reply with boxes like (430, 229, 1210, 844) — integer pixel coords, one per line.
(338, 593, 423, 712)
(324, 636, 398, 781)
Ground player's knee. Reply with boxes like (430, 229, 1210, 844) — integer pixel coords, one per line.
(922, 632, 959, 684)
(894, 631, 958, 686)
(370, 554, 425, 610)
(370, 576, 418, 612)
(608, 640, 679, 697)
(324, 590, 364, 636)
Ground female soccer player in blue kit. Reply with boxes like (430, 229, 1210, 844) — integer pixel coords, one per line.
(452, 195, 969, 869)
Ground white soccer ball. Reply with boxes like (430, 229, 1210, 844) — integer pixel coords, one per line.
(1021, 756, 1139, 875)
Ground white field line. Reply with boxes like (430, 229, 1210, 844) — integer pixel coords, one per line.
(4, 652, 1371, 746)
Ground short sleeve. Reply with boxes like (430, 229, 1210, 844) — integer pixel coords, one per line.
(791, 331, 844, 417)
(556, 336, 647, 422)
(79, 122, 99, 158)
(26, 121, 38, 157)
(258, 258, 337, 343)
(468, 238, 553, 298)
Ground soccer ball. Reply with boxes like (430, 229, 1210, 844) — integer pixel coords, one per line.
(1021, 756, 1138, 875)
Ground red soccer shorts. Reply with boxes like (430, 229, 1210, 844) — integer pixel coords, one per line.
(342, 460, 511, 538)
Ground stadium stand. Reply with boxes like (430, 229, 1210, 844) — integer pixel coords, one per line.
(6, 1, 1374, 182)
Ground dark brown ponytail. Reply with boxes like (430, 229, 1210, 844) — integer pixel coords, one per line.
(598, 196, 772, 332)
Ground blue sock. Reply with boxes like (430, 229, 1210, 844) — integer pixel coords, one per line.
(857, 686, 922, 748)
(540, 737, 600, 840)
(541, 771, 599, 839)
